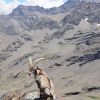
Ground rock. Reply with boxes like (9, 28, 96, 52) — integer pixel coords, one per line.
(2, 90, 60, 100)
(21, 34, 33, 41)
(55, 63, 62, 67)
(25, 91, 60, 100)
(53, 25, 74, 39)
(27, 17, 59, 31)
(8, 52, 36, 67)
(2, 90, 25, 100)
(2, 39, 24, 52)
(64, 31, 100, 66)
(25, 91, 42, 100)
(0, 53, 11, 62)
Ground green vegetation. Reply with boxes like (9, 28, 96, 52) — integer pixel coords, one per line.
(24, 81, 34, 88)
(0, 81, 5, 88)
(87, 96, 100, 100)
(81, 94, 100, 100)
(44, 52, 61, 60)
(29, 81, 34, 87)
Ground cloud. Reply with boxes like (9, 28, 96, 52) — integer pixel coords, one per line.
(0, 0, 20, 15)
(0, 0, 64, 15)
(23, 0, 64, 8)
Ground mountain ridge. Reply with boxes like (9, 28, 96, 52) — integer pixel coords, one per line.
(0, 0, 100, 36)
(0, 0, 80, 35)
(61, 1, 100, 25)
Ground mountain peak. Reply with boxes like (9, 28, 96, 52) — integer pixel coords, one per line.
(67, 0, 100, 3)
(79, 0, 100, 3)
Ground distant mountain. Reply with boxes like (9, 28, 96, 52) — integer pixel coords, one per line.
(0, 0, 100, 36)
(61, 1, 100, 25)
(80, 0, 100, 3)
(9, 0, 80, 15)
(0, 0, 81, 35)
(8, 0, 80, 22)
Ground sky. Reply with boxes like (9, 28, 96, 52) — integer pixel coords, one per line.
(0, 0, 68, 15)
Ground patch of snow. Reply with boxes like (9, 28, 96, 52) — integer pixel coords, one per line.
(85, 18, 89, 24)
(97, 24, 100, 27)
(85, 18, 88, 21)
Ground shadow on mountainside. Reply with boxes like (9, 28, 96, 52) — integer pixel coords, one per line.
(63, 86, 100, 97)
(65, 31, 100, 67)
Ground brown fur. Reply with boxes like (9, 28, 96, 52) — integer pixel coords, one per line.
(28, 58, 56, 100)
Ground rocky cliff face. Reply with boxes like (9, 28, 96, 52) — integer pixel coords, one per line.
(61, 1, 100, 25)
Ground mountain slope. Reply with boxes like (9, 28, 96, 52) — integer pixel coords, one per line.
(61, 1, 100, 25)
(0, 1, 100, 100)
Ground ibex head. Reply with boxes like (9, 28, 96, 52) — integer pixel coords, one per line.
(28, 57, 44, 76)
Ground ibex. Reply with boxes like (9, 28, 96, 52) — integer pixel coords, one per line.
(28, 57, 56, 100)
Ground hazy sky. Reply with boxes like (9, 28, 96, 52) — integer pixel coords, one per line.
(0, 0, 68, 15)
(5, 0, 67, 3)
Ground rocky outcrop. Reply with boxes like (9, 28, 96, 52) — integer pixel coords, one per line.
(21, 34, 33, 41)
(43, 24, 74, 44)
(61, 1, 100, 25)
(0, 53, 11, 62)
(2, 39, 24, 52)
(9, 52, 36, 67)
(1, 90, 60, 100)
(2, 90, 25, 100)
(27, 17, 59, 31)
(53, 25, 74, 39)
(65, 31, 100, 66)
